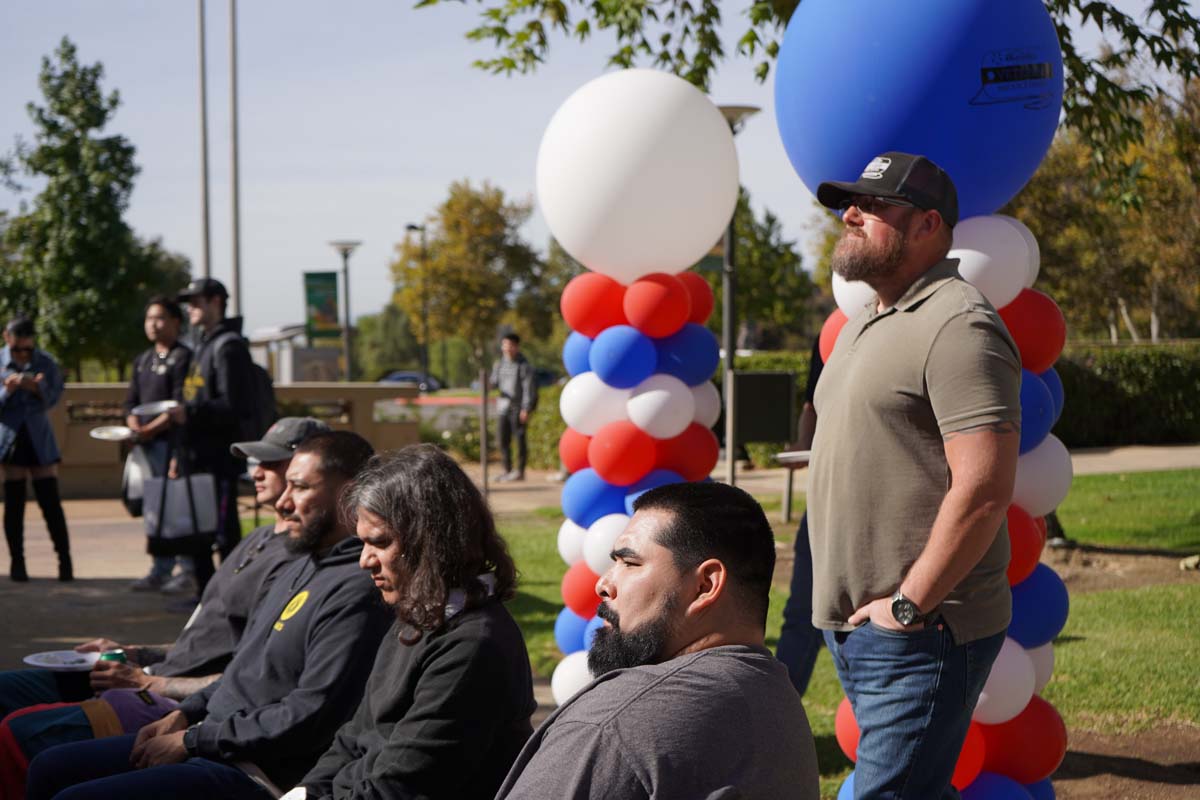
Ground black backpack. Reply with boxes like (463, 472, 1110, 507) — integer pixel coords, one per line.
(213, 331, 278, 441)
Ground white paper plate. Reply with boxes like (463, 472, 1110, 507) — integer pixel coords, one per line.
(130, 399, 180, 416)
(775, 450, 812, 466)
(23, 650, 100, 672)
(89, 425, 133, 442)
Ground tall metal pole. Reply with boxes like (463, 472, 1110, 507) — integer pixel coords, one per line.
(197, 0, 211, 278)
(228, 0, 242, 316)
(420, 227, 429, 385)
(342, 249, 353, 380)
(722, 214, 737, 487)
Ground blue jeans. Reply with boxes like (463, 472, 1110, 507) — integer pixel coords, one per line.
(776, 513, 825, 695)
(824, 622, 1005, 799)
(26, 734, 271, 800)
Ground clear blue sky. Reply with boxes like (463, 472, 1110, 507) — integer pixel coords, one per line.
(0, 0, 1177, 335)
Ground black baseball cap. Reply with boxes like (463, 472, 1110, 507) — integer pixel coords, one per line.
(817, 152, 959, 228)
(231, 417, 331, 462)
(177, 277, 230, 302)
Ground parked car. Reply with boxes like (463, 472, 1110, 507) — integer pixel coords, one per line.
(380, 370, 443, 392)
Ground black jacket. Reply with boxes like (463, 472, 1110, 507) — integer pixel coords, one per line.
(180, 536, 393, 789)
(302, 598, 536, 800)
(182, 316, 255, 473)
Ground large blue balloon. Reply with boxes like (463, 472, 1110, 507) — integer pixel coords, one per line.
(1009, 563, 1069, 648)
(562, 468, 627, 527)
(775, 0, 1063, 219)
(563, 331, 593, 377)
(1019, 369, 1054, 454)
(962, 772, 1035, 800)
(589, 325, 657, 388)
(836, 771, 855, 800)
(623, 469, 686, 515)
(554, 606, 590, 655)
(1039, 367, 1064, 425)
(583, 614, 606, 650)
(656, 323, 720, 386)
(1024, 779, 1056, 800)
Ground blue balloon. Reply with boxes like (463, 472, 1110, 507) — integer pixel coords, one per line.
(623, 469, 686, 515)
(554, 606, 589, 655)
(562, 468, 627, 528)
(589, 325, 657, 388)
(962, 772, 1035, 800)
(1009, 563, 1070, 648)
(583, 614, 606, 650)
(836, 771, 855, 800)
(656, 323, 720, 386)
(1024, 779, 1056, 800)
(775, 0, 1063, 219)
(563, 331, 593, 377)
(1040, 367, 1064, 425)
(1019, 369, 1054, 454)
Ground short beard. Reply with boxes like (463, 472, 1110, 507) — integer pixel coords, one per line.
(831, 221, 908, 284)
(283, 508, 335, 554)
(588, 595, 678, 676)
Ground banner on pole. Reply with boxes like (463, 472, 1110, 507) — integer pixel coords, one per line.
(303, 272, 340, 340)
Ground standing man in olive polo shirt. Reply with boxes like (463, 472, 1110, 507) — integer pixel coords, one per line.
(808, 152, 1021, 799)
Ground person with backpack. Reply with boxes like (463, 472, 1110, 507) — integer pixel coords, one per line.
(168, 278, 261, 592)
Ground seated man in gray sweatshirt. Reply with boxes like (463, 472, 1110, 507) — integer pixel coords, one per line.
(496, 481, 820, 800)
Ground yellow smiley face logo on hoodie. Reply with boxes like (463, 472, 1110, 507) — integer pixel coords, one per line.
(274, 590, 309, 631)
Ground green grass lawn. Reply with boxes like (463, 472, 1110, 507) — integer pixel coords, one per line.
(1055, 469, 1200, 551)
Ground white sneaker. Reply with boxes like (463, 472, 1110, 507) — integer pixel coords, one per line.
(161, 573, 198, 595)
(130, 573, 167, 592)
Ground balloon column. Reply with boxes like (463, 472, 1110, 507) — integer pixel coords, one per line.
(538, 69, 738, 704)
(776, 0, 1072, 794)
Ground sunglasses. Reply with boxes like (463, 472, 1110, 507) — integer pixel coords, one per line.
(839, 195, 916, 216)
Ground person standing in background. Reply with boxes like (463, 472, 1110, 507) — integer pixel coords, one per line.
(491, 333, 536, 483)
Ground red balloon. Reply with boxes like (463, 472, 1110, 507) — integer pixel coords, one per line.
(561, 273, 628, 337)
(819, 308, 849, 363)
(980, 695, 1068, 784)
(623, 273, 692, 338)
(952, 723, 986, 790)
(656, 423, 720, 482)
(676, 271, 715, 325)
(559, 428, 592, 474)
(998, 289, 1067, 374)
(1033, 515, 1048, 547)
(561, 560, 602, 618)
(1007, 504, 1043, 586)
(835, 696, 859, 762)
(588, 421, 656, 487)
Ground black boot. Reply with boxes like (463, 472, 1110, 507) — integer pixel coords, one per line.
(32, 476, 72, 581)
(4, 479, 27, 582)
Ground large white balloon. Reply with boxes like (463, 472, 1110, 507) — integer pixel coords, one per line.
(557, 518, 587, 567)
(973, 637, 1036, 724)
(1013, 434, 1074, 517)
(996, 214, 1041, 288)
(832, 272, 876, 318)
(551, 651, 594, 705)
(949, 215, 1031, 309)
(536, 69, 739, 283)
(1028, 641, 1055, 693)
(559, 372, 631, 436)
(584, 513, 630, 576)
(627, 373, 695, 439)
(691, 380, 721, 428)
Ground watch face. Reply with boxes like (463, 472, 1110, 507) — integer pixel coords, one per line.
(892, 597, 918, 626)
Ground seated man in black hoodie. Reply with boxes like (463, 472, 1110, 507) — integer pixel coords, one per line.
(286, 444, 536, 800)
(26, 431, 392, 800)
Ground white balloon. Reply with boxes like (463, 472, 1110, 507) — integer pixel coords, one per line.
(832, 272, 876, 318)
(691, 381, 721, 428)
(559, 372, 631, 436)
(996, 214, 1041, 288)
(1013, 434, 1074, 517)
(557, 518, 587, 567)
(627, 373, 695, 439)
(536, 69, 739, 282)
(584, 513, 630, 576)
(551, 651, 594, 705)
(973, 637, 1036, 724)
(1028, 641, 1055, 693)
(949, 215, 1030, 309)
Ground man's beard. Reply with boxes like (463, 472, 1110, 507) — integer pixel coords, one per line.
(283, 508, 335, 554)
(830, 224, 907, 284)
(588, 595, 678, 676)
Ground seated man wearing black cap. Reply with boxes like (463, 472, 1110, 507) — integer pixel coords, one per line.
(168, 277, 258, 587)
(807, 152, 1021, 797)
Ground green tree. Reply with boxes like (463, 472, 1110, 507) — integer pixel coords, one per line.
(1, 38, 156, 377)
(391, 180, 543, 369)
(424, 0, 1200, 203)
(354, 303, 423, 381)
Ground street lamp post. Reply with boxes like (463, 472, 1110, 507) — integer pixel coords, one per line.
(405, 223, 430, 386)
(716, 104, 759, 488)
(329, 240, 361, 381)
